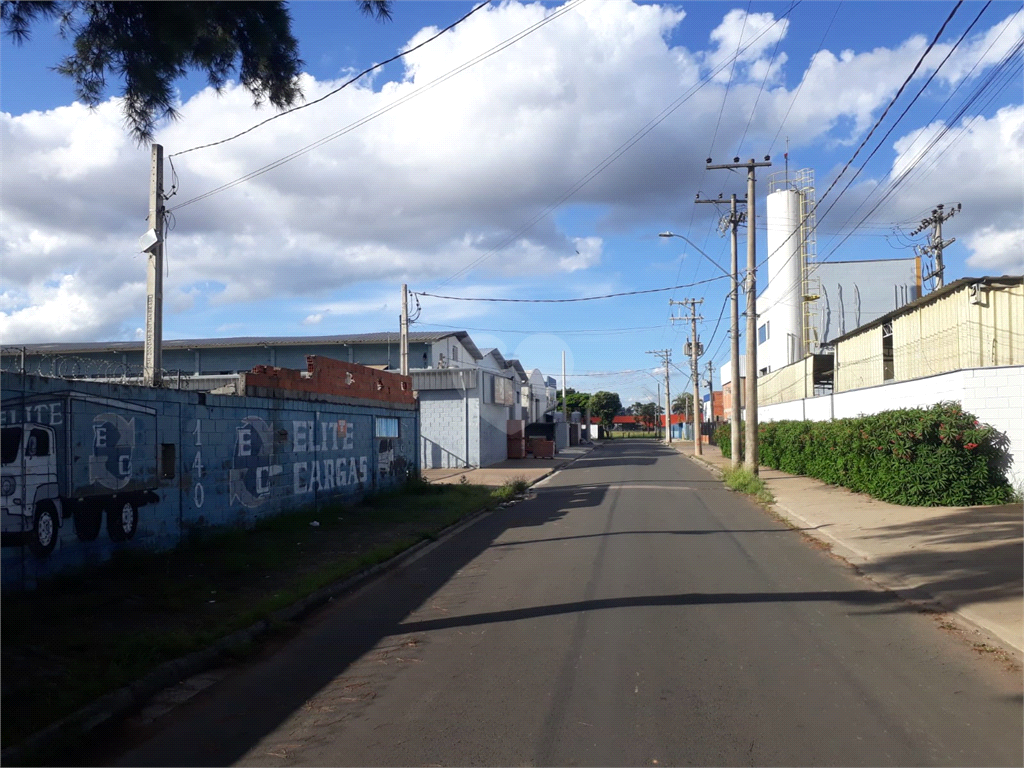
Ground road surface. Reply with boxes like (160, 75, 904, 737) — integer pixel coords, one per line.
(112, 440, 1023, 766)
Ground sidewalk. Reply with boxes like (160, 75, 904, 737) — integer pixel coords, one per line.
(421, 444, 597, 487)
(676, 443, 1023, 657)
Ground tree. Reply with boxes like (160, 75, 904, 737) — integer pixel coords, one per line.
(672, 392, 694, 419)
(556, 388, 591, 414)
(1, 0, 392, 143)
(588, 391, 621, 434)
(637, 402, 657, 431)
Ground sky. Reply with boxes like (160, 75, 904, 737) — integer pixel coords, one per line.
(2, 0, 1022, 408)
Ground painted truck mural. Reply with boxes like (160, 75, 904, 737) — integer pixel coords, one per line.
(1, 392, 159, 557)
(1, 361, 418, 590)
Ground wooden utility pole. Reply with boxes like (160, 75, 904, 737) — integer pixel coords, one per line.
(143, 144, 164, 387)
(400, 284, 409, 375)
(707, 156, 771, 473)
(696, 193, 747, 468)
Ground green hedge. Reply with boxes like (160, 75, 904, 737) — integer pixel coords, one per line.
(756, 402, 1013, 506)
(714, 421, 743, 461)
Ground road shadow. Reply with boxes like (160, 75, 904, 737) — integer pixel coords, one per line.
(488, 525, 829, 548)
(104, 481, 611, 766)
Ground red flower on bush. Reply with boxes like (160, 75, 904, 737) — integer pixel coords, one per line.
(965, 443, 978, 450)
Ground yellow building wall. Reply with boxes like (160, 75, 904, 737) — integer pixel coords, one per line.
(758, 357, 813, 405)
(835, 326, 883, 391)
(838, 281, 1023, 390)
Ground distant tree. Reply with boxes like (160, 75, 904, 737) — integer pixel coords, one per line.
(556, 388, 591, 414)
(672, 392, 694, 419)
(1, 0, 392, 143)
(588, 391, 621, 433)
(637, 402, 657, 431)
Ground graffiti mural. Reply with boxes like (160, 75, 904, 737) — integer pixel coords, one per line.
(1, 393, 158, 558)
(1, 369, 419, 590)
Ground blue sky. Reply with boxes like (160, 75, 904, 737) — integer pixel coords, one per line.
(2, 0, 1022, 407)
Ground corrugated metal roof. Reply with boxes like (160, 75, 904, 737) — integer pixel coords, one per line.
(4, 330, 483, 360)
(828, 275, 1023, 344)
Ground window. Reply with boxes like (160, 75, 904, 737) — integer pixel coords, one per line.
(161, 444, 176, 479)
(758, 321, 770, 345)
(375, 417, 399, 438)
(882, 322, 894, 381)
(451, 345, 459, 362)
(27, 428, 50, 457)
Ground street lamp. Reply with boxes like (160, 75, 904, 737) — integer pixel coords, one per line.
(659, 229, 742, 465)
(658, 232, 731, 277)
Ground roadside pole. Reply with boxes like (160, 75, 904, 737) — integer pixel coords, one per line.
(707, 156, 771, 473)
(400, 284, 409, 376)
(143, 144, 164, 387)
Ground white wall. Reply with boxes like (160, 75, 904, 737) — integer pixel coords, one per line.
(756, 365, 1024, 488)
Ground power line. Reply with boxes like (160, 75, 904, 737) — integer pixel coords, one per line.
(414, 322, 668, 336)
(434, 2, 800, 287)
(170, 0, 495, 159)
(168, 0, 589, 213)
(752, 0, 967, 319)
(413, 273, 729, 303)
(768, 1, 843, 155)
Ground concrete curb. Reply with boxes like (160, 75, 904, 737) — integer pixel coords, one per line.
(2, 445, 600, 766)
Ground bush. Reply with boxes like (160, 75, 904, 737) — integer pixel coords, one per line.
(714, 421, 744, 461)
(757, 402, 1013, 506)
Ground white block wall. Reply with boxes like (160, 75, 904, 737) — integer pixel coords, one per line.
(419, 389, 475, 468)
(757, 365, 1024, 488)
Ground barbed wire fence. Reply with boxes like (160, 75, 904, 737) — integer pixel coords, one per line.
(0, 347, 218, 390)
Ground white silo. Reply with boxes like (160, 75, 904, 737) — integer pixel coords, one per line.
(764, 173, 805, 370)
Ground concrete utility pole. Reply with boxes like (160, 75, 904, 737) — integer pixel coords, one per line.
(562, 350, 567, 422)
(696, 192, 747, 469)
(914, 203, 961, 291)
(143, 144, 164, 388)
(688, 299, 704, 456)
(400, 284, 409, 376)
(645, 349, 672, 444)
(708, 155, 771, 473)
(705, 359, 715, 424)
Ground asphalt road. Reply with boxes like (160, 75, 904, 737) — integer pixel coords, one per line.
(112, 440, 1022, 766)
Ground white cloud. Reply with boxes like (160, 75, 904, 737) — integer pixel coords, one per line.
(965, 226, 1024, 274)
(1, 0, 1021, 344)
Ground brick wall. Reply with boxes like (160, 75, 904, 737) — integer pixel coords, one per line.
(245, 355, 415, 405)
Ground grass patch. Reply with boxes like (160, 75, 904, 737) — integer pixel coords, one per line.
(723, 467, 776, 505)
(1, 482, 497, 753)
(491, 475, 529, 503)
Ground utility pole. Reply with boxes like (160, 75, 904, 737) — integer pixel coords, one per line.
(913, 203, 960, 291)
(696, 192, 747, 469)
(143, 144, 164, 388)
(400, 284, 409, 376)
(645, 349, 672, 444)
(562, 350, 567, 422)
(670, 300, 703, 455)
(708, 155, 771, 473)
(657, 382, 662, 440)
(705, 359, 715, 425)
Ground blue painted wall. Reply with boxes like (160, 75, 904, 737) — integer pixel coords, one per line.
(0, 372, 418, 590)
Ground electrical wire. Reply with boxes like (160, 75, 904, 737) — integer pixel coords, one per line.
(768, 1, 843, 155)
(168, 0, 589, 213)
(414, 273, 729, 303)
(414, 322, 668, 336)
(434, 2, 801, 287)
(170, 1, 494, 159)
(750, 0, 966, 319)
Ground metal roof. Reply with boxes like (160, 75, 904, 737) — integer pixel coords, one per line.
(827, 275, 1024, 345)
(4, 330, 483, 360)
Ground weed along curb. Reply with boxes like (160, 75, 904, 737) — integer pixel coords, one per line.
(3, 453, 590, 766)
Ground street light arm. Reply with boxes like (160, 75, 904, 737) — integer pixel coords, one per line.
(658, 231, 731, 278)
